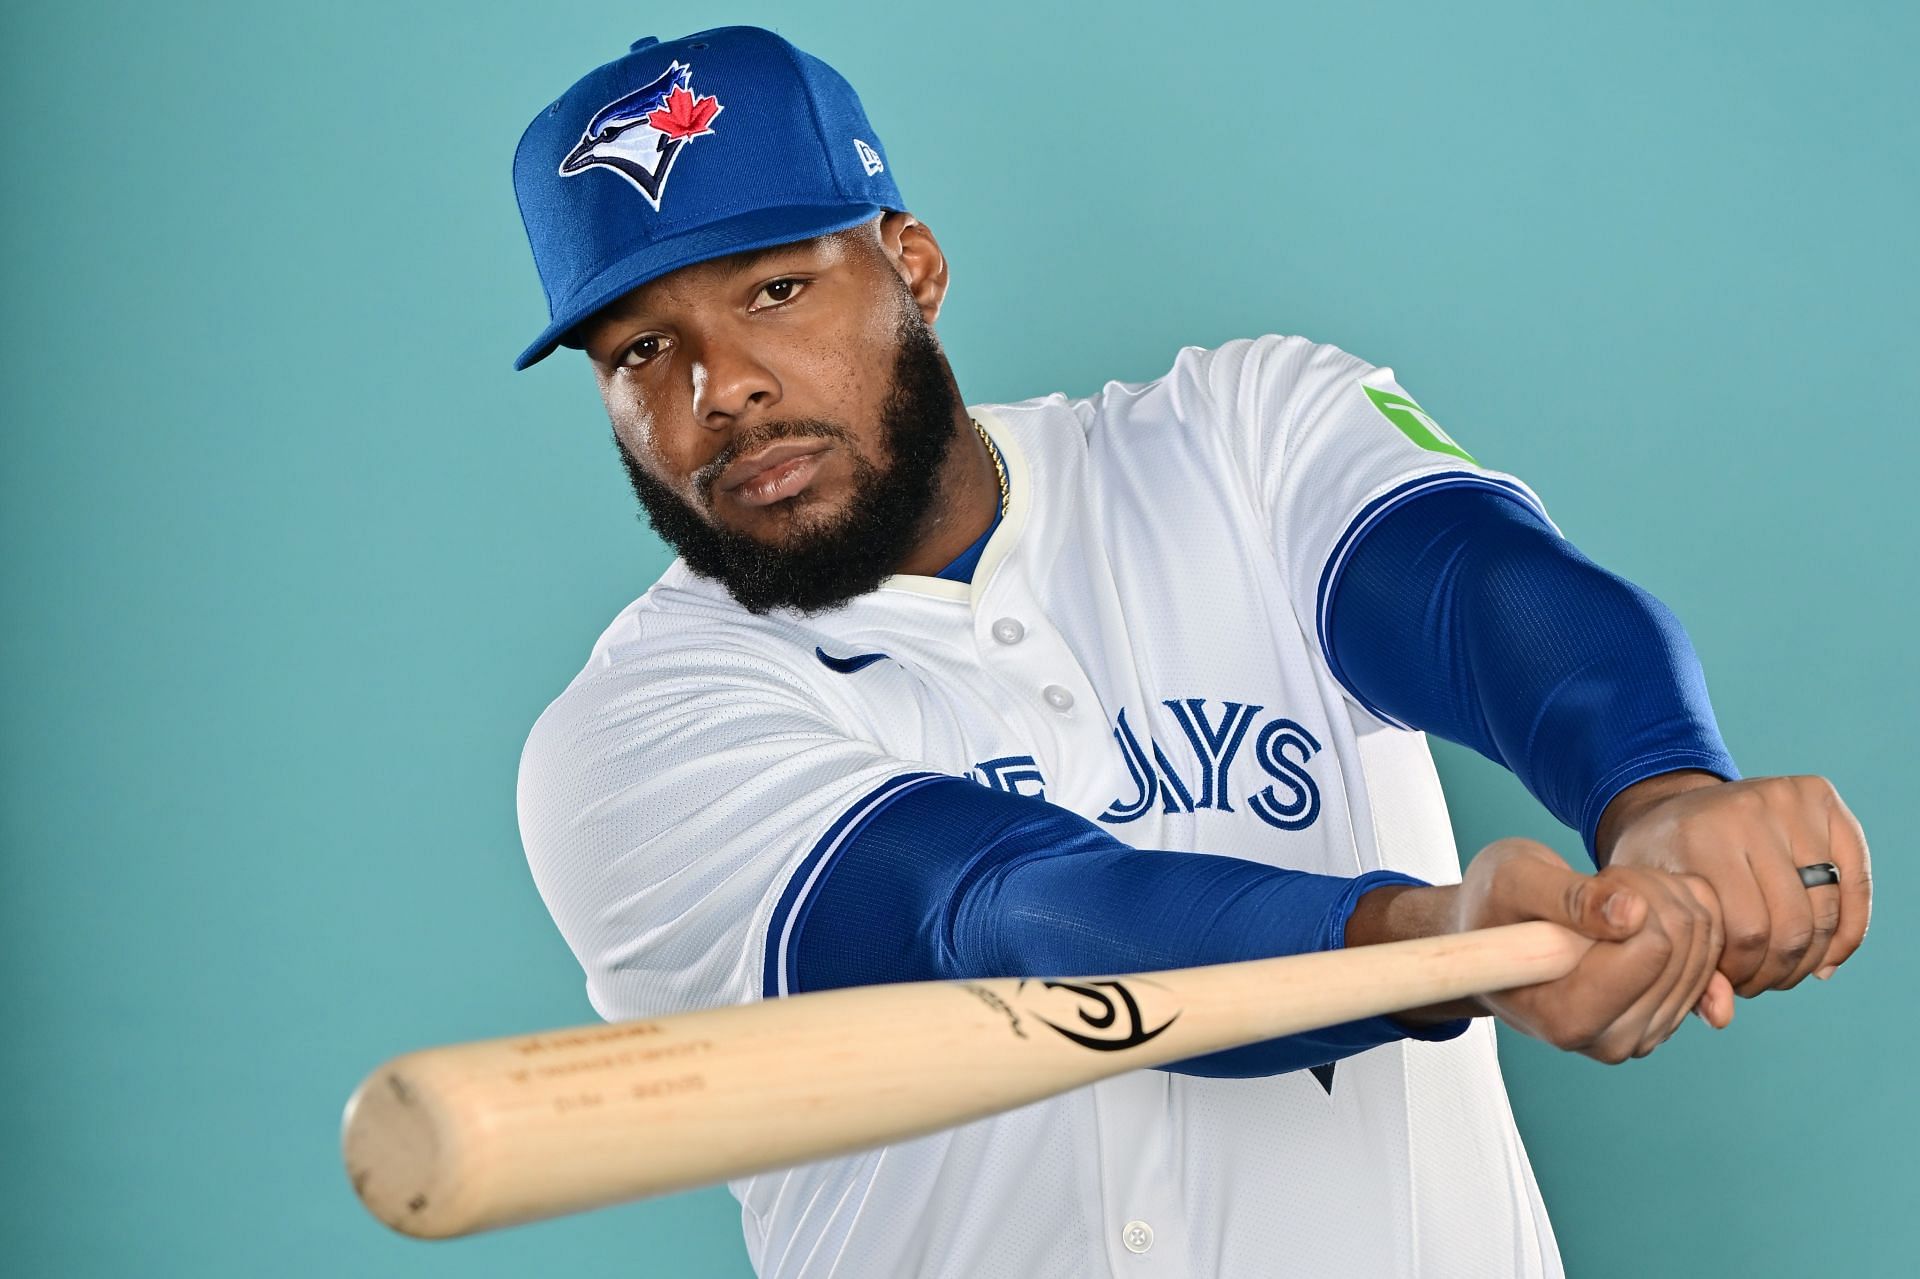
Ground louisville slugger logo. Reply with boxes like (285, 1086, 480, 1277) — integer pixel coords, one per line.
(1018, 978, 1179, 1051)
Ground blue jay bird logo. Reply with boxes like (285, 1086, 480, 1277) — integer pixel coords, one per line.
(559, 61, 725, 209)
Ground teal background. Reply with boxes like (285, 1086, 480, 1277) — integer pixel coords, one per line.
(2, 1, 1911, 1274)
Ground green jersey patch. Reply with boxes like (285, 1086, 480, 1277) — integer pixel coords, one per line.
(1363, 385, 1476, 464)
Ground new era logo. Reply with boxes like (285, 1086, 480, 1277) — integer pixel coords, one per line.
(853, 138, 884, 176)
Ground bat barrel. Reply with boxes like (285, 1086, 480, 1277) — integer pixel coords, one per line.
(342, 985, 1071, 1238)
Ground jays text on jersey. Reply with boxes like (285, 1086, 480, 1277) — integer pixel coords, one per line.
(518, 334, 1565, 1278)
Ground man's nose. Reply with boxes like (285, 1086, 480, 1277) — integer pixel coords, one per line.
(690, 341, 780, 430)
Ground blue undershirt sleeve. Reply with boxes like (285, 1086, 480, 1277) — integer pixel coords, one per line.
(1323, 482, 1740, 862)
(786, 775, 1468, 1079)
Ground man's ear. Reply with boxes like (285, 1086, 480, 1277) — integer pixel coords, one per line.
(876, 210, 949, 325)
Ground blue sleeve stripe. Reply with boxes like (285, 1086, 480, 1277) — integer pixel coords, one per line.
(1314, 472, 1552, 729)
(762, 770, 945, 999)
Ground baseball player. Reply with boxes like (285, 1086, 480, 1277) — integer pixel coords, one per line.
(508, 26, 1871, 1278)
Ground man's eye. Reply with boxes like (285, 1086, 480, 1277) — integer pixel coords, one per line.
(620, 335, 668, 368)
(754, 278, 807, 308)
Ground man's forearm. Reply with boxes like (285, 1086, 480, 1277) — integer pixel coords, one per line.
(788, 775, 1472, 1077)
(1325, 484, 1740, 861)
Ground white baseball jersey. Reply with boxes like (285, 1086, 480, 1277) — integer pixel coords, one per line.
(518, 334, 1564, 1277)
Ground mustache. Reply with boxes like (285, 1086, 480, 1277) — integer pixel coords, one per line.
(690, 419, 859, 507)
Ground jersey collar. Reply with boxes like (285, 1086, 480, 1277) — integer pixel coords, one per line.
(875, 407, 1029, 608)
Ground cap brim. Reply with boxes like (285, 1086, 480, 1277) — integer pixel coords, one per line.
(512, 203, 886, 370)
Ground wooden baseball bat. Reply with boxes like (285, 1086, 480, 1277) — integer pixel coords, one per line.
(342, 920, 1588, 1239)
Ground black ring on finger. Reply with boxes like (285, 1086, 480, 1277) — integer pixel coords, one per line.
(1798, 862, 1840, 889)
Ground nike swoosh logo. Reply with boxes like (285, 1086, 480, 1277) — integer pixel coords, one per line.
(814, 646, 890, 674)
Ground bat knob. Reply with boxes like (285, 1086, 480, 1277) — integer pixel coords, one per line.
(342, 1058, 470, 1239)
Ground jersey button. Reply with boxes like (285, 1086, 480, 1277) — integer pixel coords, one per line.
(1121, 1220, 1154, 1254)
(1041, 684, 1074, 712)
(990, 617, 1025, 645)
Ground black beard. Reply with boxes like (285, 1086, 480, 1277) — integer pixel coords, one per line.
(615, 308, 964, 615)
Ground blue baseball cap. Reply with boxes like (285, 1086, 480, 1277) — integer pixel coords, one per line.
(510, 26, 906, 370)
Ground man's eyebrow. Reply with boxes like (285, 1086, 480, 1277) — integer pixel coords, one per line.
(717, 239, 821, 278)
(601, 239, 828, 332)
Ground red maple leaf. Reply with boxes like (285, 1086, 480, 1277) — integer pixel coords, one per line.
(648, 85, 723, 141)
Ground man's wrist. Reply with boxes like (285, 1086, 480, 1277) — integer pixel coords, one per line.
(1593, 768, 1727, 867)
(1343, 882, 1453, 948)
(1344, 882, 1484, 1025)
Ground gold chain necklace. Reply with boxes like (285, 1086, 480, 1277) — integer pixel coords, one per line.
(972, 417, 1008, 516)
